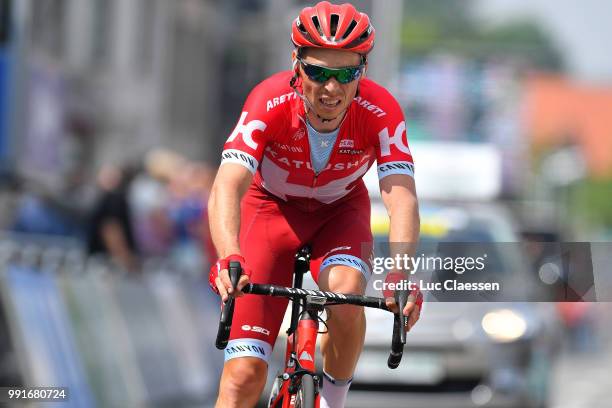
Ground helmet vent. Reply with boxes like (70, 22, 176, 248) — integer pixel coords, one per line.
(330, 14, 339, 38)
(344, 26, 371, 50)
(342, 20, 358, 39)
(359, 27, 371, 41)
(311, 16, 324, 37)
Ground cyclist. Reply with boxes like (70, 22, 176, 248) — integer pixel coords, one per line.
(209, 2, 421, 407)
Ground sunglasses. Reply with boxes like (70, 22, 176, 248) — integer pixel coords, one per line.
(298, 58, 365, 84)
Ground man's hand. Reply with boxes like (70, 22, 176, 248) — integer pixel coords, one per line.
(209, 255, 251, 302)
(385, 289, 422, 332)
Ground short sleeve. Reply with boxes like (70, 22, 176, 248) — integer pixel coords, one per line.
(367, 89, 414, 181)
(221, 82, 278, 173)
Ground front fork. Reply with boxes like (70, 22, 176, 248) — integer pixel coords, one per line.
(282, 311, 321, 405)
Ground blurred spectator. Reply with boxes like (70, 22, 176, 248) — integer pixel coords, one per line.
(125, 148, 217, 275)
(128, 149, 177, 257)
(86, 164, 139, 272)
(167, 160, 215, 276)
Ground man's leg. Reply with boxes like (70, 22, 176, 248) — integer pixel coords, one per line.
(216, 357, 267, 408)
(317, 265, 367, 408)
(312, 193, 372, 380)
(213, 286, 287, 408)
(317, 265, 367, 379)
(310, 191, 373, 407)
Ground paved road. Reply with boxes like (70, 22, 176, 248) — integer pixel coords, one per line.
(550, 337, 612, 408)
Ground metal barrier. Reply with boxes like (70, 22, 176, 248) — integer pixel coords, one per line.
(0, 233, 221, 407)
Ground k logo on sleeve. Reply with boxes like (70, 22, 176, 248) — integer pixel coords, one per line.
(378, 121, 410, 157)
(227, 111, 267, 150)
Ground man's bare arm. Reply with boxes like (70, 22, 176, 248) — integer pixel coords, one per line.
(208, 164, 253, 257)
(380, 174, 421, 330)
(208, 163, 253, 300)
(380, 174, 420, 257)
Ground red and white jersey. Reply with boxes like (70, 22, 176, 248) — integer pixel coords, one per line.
(221, 71, 414, 212)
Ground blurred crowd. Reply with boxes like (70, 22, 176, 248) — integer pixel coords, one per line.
(0, 148, 216, 276)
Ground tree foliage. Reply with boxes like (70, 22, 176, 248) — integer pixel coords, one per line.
(401, 0, 564, 70)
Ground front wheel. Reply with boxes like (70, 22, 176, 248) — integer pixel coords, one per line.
(295, 374, 316, 408)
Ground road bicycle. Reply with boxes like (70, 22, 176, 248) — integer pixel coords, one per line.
(216, 246, 408, 408)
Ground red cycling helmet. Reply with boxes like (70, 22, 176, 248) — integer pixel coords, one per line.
(291, 1, 375, 55)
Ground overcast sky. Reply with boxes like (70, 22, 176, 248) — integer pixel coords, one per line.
(473, 0, 611, 83)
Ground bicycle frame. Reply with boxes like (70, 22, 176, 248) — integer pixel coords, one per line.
(268, 247, 322, 407)
(269, 306, 321, 407)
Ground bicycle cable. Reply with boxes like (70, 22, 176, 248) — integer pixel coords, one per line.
(297, 308, 329, 334)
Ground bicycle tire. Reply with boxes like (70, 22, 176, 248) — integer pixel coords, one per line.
(295, 374, 316, 408)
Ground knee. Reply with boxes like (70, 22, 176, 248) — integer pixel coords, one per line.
(220, 358, 268, 399)
(327, 303, 364, 328)
(320, 266, 366, 326)
(322, 266, 366, 296)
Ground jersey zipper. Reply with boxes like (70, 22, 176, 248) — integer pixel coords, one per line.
(306, 174, 316, 212)
(321, 109, 350, 177)
(303, 123, 320, 213)
(304, 110, 351, 212)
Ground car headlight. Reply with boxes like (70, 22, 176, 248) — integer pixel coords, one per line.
(481, 309, 527, 342)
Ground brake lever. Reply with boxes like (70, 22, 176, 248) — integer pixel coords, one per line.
(215, 261, 242, 349)
(387, 289, 408, 369)
(397, 289, 408, 344)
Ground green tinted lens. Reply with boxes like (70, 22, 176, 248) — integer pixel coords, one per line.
(334, 67, 359, 84)
(301, 60, 362, 84)
(302, 63, 330, 82)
